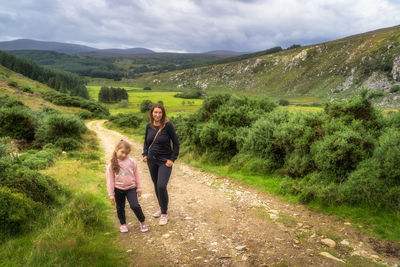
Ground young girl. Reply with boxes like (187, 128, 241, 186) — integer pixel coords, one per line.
(106, 139, 148, 233)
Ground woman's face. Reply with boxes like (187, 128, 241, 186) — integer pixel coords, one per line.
(152, 107, 163, 123)
(116, 147, 130, 160)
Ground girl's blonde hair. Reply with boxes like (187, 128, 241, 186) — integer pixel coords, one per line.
(111, 139, 131, 174)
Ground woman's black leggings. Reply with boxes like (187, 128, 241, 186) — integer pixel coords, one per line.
(147, 159, 172, 214)
(114, 187, 145, 224)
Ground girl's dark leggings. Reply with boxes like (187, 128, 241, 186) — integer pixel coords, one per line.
(147, 159, 172, 214)
(114, 187, 145, 224)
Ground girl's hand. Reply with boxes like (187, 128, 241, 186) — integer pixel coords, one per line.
(165, 160, 174, 167)
(137, 190, 142, 197)
(142, 156, 147, 162)
(110, 198, 115, 205)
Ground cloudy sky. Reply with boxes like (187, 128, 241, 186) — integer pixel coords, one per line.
(0, 0, 399, 52)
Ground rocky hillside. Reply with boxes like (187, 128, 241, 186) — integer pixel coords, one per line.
(133, 25, 400, 107)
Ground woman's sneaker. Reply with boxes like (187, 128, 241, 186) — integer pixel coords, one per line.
(159, 214, 168, 225)
(120, 225, 128, 233)
(140, 223, 149, 233)
(153, 209, 161, 218)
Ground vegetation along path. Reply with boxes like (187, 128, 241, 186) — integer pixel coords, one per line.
(87, 120, 399, 267)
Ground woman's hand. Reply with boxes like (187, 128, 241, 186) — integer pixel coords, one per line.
(142, 156, 147, 162)
(137, 190, 142, 197)
(165, 160, 174, 167)
(110, 197, 115, 205)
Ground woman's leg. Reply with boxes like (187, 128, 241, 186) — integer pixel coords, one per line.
(147, 160, 161, 205)
(114, 188, 127, 225)
(126, 188, 145, 222)
(157, 164, 172, 214)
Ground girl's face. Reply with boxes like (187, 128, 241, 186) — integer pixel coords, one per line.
(152, 107, 163, 123)
(116, 147, 130, 160)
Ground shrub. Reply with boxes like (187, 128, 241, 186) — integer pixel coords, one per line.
(368, 90, 384, 99)
(140, 100, 153, 113)
(0, 106, 36, 142)
(18, 149, 55, 170)
(55, 137, 82, 151)
(35, 113, 86, 146)
(390, 85, 400, 93)
(0, 96, 25, 108)
(21, 86, 34, 93)
(143, 87, 151, 90)
(0, 187, 39, 234)
(7, 81, 18, 88)
(278, 99, 290, 106)
(174, 90, 202, 99)
(118, 99, 129, 108)
(77, 111, 94, 120)
(0, 165, 60, 204)
(311, 120, 373, 181)
(109, 113, 142, 128)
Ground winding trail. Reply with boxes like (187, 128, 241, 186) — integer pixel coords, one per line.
(87, 120, 398, 266)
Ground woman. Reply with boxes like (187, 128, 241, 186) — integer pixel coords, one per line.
(142, 103, 179, 225)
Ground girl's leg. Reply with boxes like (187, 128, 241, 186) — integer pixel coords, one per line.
(147, 160, 161, 204)
(126, 188, 145, 222)
(114, 188, 127, 225)
(157, 164, 172, 214)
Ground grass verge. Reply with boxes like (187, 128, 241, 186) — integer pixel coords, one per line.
(0, 130, 131, 266)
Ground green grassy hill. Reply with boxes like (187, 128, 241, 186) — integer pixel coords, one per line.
(127, 25, 400, 107)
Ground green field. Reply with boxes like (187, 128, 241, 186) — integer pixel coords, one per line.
(86, 85, 203, 116)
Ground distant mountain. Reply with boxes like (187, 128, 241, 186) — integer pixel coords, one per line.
(0, 39, 98, 55)
(99, 48, 155, 54)
(202, 50, 248, 56)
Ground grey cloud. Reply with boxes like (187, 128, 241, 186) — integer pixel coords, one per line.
(0, 0, 399, 52)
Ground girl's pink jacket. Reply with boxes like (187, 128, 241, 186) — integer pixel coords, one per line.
(106, 157, 142, 198)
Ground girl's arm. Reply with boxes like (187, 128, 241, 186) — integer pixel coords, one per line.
(132, 159, 142, 191)
(106, 164, 115, 199)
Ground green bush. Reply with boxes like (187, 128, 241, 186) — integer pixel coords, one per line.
(35, 113, 86, 146)
(0, 96, 25, 108)
(0, 164, 60, 204)
(0, 106, 36, 141)
(109, 113, 142, 128)
(311, 120, 373, 181)
(7, 81, 18, 88)
(18, 148, 60, 170)
(140, 100, 153, 113)
(390, 85, 400, 93)
(278, 99, 290, 106)
(21, 86, 34, 93)
(0, 187, 39, 234)
(174, 90, 202, 99)
(143, 87, 151, 90)
(41, 106, 61, 115)
(55, 138, 82, 151)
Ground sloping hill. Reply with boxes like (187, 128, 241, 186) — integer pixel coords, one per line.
(0, 39, 98, 54)
(130, 25, 400, 107)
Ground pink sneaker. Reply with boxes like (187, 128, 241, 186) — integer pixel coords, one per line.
(153, 209, 161, 218)
(120, 225, 128, 233)
(140, 223, 149, 233)
(159, 214, 168, 225)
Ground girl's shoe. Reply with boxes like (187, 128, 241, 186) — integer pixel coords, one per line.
(140, 223, 149, 232)
(159, 214, 168, 225)
(153, 209, 161, 218)
(120, 225, 128, 233)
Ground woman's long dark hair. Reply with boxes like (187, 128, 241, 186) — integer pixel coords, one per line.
(111, 140, 131, 174)
(150, 103, 168, 130)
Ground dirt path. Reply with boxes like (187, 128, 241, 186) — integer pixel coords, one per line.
(87, 120, 399, 267)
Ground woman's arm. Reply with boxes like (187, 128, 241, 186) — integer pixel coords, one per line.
(142, 124, 149, 158)
(166, 122, 180, 162)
